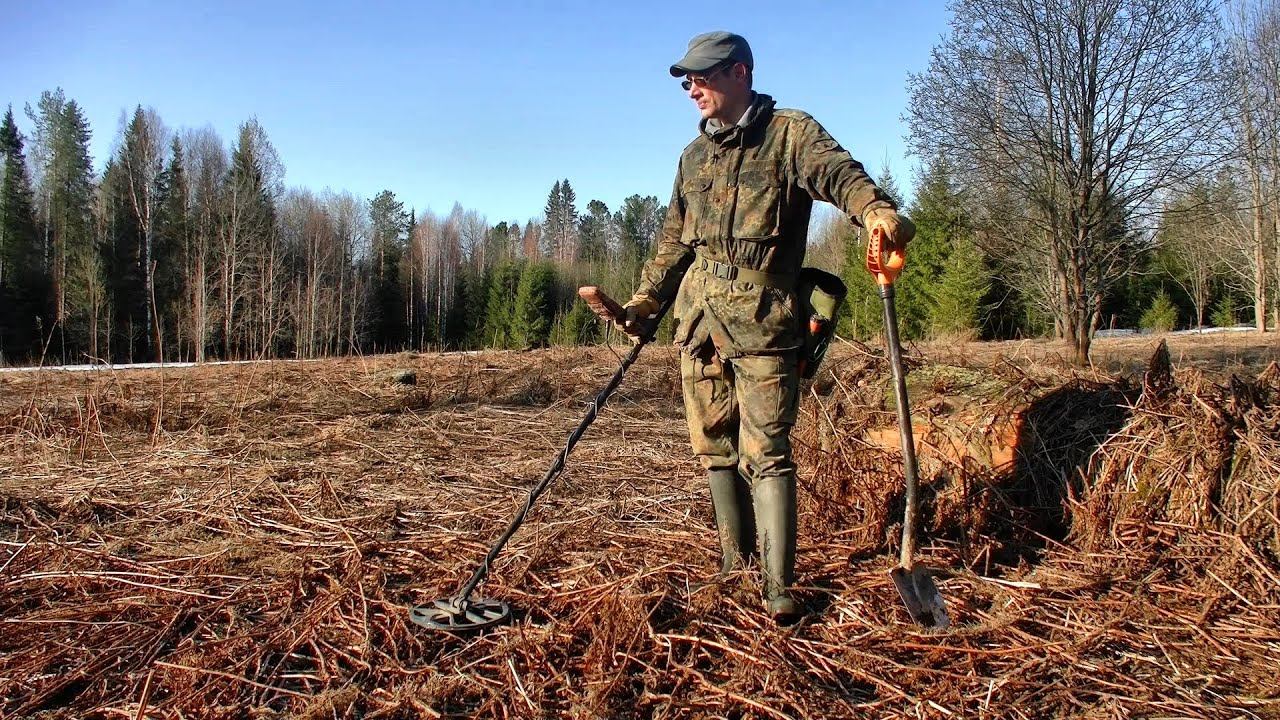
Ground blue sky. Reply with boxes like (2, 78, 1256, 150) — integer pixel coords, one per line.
(3, 0, 952, 224)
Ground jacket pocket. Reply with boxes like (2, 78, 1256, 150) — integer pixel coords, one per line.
(681, 175, 714, 243)
(732, 161, 782, 240)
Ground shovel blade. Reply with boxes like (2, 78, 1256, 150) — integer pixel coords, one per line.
(890, 566, 950, 629)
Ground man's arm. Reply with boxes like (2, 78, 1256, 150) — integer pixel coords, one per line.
(790, 114, 898, 228)
(631, 163, 695, 307)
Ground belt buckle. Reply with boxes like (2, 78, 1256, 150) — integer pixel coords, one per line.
(713, 261, 735, 281)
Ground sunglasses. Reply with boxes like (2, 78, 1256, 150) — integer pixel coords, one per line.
(681, 62, 733, 91)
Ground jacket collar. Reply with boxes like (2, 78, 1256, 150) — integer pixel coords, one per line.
(700, 92, 775, 142)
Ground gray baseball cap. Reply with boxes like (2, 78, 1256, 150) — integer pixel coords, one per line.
(669, 31, 753, 77)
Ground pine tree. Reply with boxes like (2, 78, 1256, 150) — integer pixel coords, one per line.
(220, 119, 279, 357)
(482, 260, 523, 348)
(512, 262, 556, 349)
(618, 194, 663, 262)
(905, 157, 983, 338)
(930, 235, 989, 337)
(559, 296, 601, 346)
(487, 221, 512, 266)
(113, 107, 169, 360)
(1140, 289, 1179, 332)
(366, 190, 409, 350)
(155, 136, 190, 359)
(838, 219, 881, 339)
(837, 166, 888, 340)
(463, 266, 493, 348)
(875, 162, 932, 339)
(617, 194, 665, 291)
(1210, 293, 1239, 328)
(543, 180, 561, 260)
(543, 179, 579, 263)
(577, 199, 611, 263)
(28, 91, 96, 361)
(99, 159, 147, 361)
(0, 107, 46, 361)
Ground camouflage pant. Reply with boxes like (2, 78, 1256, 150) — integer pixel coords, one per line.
(680, 343, 801, 483)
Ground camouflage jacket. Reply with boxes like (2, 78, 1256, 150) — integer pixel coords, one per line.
(636, 93, 895, 356)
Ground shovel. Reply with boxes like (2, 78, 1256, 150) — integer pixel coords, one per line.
(865, 226, 950, 630)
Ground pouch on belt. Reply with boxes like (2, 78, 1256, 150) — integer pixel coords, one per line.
(796, 268, 847, 379)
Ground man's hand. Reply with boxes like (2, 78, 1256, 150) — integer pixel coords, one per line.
(864, 207, 916, 248)
(619, 295, 661, 338)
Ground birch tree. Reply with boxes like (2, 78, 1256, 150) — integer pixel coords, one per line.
(182, 126, 226, 362)
(117, 106, 169, 359)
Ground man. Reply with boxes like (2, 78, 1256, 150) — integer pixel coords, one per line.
(621, 31, 914, 622)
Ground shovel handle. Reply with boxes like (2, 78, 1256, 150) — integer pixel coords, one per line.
(865, 226, 907, 286)
(876, 268, 921, 570)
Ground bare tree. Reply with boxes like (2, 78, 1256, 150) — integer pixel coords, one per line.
(1267, 26, 1280, 332)
(1156, 177, 1237, 328)
(908, 0, 1226, 364)
(1224, 0, 1275, 332)
(181, 126, 225, 362)
(521, 219, 542, 260)
(458, 207, 489, 270)
(117, 107, 169, 359)
(805, 204, 849, 275)
(410, 209, 461, 347)
(219, 119, 283, 358)
(324, 190, 366, 354)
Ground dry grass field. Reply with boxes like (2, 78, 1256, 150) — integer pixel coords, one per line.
(1, 332, 1277, 719)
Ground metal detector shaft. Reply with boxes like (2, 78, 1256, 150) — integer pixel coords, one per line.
(449, 300, 672, 605)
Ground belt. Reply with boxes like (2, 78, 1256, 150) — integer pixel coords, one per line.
(695, 255, 794, 289)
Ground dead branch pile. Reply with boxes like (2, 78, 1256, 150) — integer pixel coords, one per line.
(0, 343, 1276, 719)
(794, 345, 1136, 565)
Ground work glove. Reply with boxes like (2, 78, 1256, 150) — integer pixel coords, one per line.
(863, 207, 916, 248)
(619, 294, 661, 339)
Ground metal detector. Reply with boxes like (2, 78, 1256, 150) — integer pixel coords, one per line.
(409, 287, 672, 633)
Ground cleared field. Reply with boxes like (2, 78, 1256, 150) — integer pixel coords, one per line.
(0, 333, 1276, 719)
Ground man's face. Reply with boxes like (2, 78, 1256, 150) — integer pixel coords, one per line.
(685, 62, 747, 123)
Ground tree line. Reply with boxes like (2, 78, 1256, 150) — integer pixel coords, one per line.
(3, 0, 1277, 367)
(0, 92, 667, 365)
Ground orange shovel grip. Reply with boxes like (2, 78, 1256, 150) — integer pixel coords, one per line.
(865, 226, 906, 286)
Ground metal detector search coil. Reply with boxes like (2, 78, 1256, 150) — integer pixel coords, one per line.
(409, 597, 511, 633)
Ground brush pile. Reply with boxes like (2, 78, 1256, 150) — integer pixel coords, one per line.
(0, 340, 1276, 719)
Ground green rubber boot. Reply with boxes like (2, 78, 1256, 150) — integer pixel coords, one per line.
(753, 476, 800, 622)
(708, 468, 756, 577)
